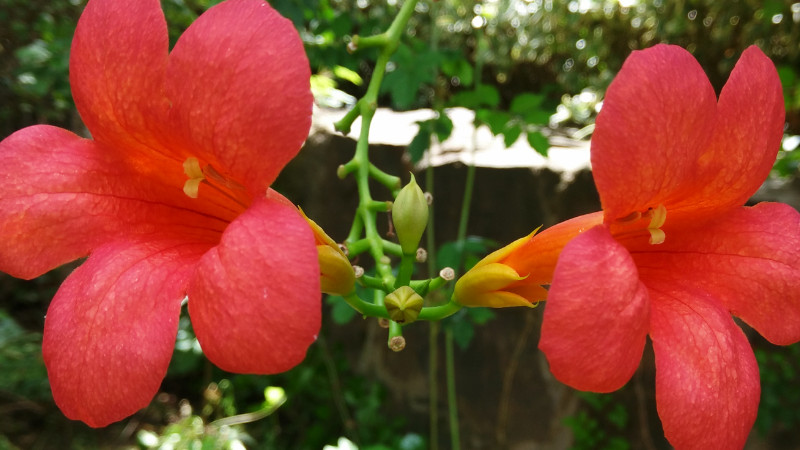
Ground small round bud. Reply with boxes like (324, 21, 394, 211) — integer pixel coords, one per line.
(439, 267, 455, 281)
(389, 336, 406, 352)
(392, 174, 429, 254)
(384, 286, 424, 324)
(353, 265, 365, 278)
(416, 248, 428, 263)
(379, 255, 392, 265)
(336, 165, 348, 179)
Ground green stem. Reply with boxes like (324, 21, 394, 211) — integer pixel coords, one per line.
(343, 292, 388, 318)
(388, 320, 405, 351)
(429, 320, 440, 450)
(445, 327, 460, 450)
(418, 301, 462, 321)
(358, 274, 388, 291)
(396, 253, 416, 288)
(338, 0, 421, 300)
(369, 164, 402, 192)
(409, 274, 451, 296)
(346, 238, 401, 258)
(341, 291, 459, 322)
(454, 165, 476, 258)
(334, 98, 363, 134)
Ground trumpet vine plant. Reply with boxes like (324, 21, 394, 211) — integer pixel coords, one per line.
(1, 0, 800, 449)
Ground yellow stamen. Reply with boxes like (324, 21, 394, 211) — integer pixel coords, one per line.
(183, 178, 203, 199)
(183, 157, 204, 179)
(181, 156, 250, 208)
(183, 157, 204, 198)
(646, 204, 667, 245)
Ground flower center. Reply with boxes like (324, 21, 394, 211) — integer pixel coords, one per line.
(614, 204, 667, 245)
(182, 157, 250, 208)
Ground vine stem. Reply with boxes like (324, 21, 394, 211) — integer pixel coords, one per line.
(340, 0, 420, 291)
(445, 327, 461, 450)
(440, 30, 488, 450)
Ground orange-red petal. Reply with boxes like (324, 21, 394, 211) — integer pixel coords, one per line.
(188, 196, 320, 374)
(633, 202, 800, 345)
(0, 126, 228, 279)
(688, 46, 785, 214)
(69, 0, 170, 154)
(42, 239, 206, 427)
(165, 0, 313, 195)
(501, 212, 604, 286)
(539, 226, 650, 392)
(649, 284, 759, 450)
(591, 44, 717, 221)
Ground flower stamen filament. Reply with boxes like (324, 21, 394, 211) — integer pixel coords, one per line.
(182, 157, 251, 209)
(612, 204, 667, 245)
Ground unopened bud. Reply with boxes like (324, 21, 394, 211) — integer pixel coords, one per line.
(384, 286, 424, 324)
(318, 246, 356, 296)
(353, 265, 365, 278)
(298, 208, 355, 296)
(392, 174, 429, 254)
(416, 248, 428, 263)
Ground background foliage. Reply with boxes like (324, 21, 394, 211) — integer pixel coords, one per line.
(2, 0, 800, 448)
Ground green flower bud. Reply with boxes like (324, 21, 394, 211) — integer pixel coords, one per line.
(392, 174, 429, 254)
(384, 286, 424, 324)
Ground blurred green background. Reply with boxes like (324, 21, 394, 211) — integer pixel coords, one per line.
(2, 0, 800, 448)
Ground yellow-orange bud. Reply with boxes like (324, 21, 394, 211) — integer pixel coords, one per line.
(299, 208, 355, 296)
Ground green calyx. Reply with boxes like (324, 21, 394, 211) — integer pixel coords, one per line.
(384, 286, 424, 324)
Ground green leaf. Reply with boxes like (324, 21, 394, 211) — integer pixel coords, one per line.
(433, 112, 454, 142)
(475, 109, 511, 135)
(381, 40, 440, 109)
(435, 236, 496, 271)
(527, 130, 550, 156)
(761, 0, 784, 19)
(523, 109, 553, 126)
(503, 124, 522, 147)
(408, 125, 432, 164)
(467, 307, 495, 325)
(509, 93, 545, 115)
(450, 84, 500, 109)
(440, 57, 474, 87)
(450, 317, 475, 351)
